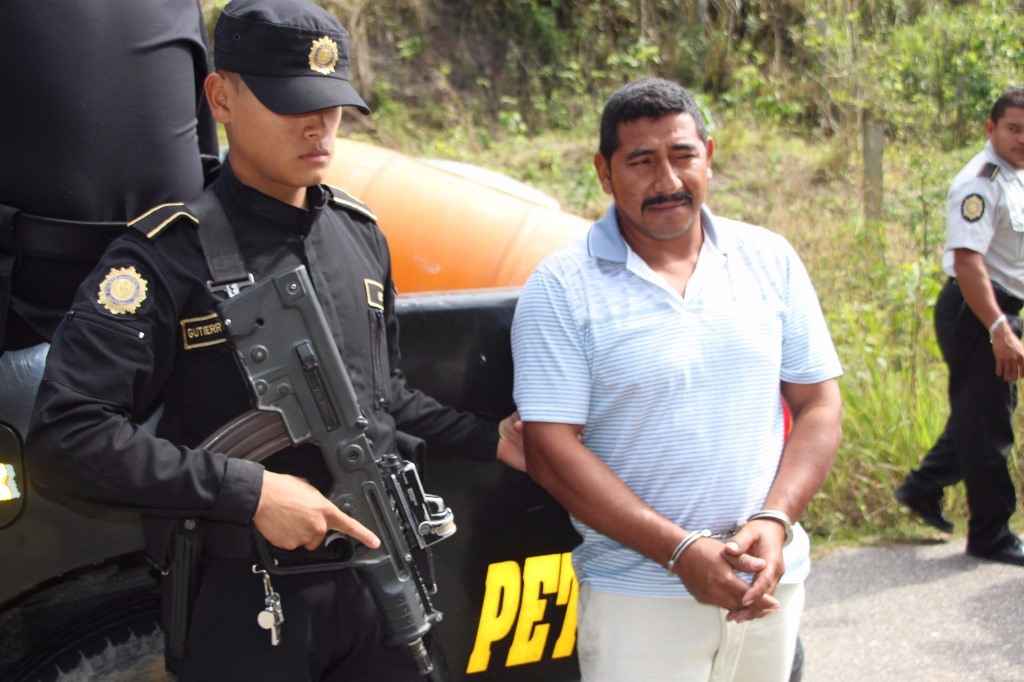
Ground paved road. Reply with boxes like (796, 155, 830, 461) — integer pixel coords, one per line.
(801, 540, 1023, 681)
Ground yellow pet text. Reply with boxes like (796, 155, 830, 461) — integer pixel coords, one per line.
(465, 552, 578, 674)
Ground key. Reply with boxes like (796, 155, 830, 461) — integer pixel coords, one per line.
(253, 565, 284, 646)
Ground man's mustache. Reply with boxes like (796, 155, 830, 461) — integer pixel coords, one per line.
(642, 190, 693, 210)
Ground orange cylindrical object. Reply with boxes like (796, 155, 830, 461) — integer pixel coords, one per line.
(325, 139, 590, 293)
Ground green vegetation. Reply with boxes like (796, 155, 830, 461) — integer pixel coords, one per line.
(201, 0, 1024, 545)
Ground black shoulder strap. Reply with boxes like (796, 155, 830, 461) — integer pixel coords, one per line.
(979, 162, 1001, 181)
(186, 190, 253, 296)
(129, 203, 196, 239)
(326, 185, 378, 222)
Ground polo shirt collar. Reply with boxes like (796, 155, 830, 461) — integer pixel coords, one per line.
(587, 202, 737, 263)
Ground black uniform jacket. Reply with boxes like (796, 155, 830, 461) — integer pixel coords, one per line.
(27, 162, 497, 564)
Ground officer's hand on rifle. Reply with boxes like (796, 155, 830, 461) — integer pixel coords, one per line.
(253, 471, 381, 551)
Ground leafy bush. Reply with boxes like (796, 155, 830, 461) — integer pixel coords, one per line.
(861, 0, 1024, 144)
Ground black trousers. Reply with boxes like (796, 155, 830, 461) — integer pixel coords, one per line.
(175, 555, 437, 682)
(904, 279, 1020, 553)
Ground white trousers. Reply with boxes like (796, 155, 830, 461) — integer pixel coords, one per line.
(576, 582, 805, 682)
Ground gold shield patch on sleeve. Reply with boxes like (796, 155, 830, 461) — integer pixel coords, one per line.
(97, 266, 149, 315)
(961, 194, 985, 223)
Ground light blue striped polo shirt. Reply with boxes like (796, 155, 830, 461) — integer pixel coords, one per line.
(511, 204, 842, 597)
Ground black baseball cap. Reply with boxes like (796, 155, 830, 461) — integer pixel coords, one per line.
(214, 0, 370, 116)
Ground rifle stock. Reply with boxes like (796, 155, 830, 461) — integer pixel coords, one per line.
(204, 266, 454, 676)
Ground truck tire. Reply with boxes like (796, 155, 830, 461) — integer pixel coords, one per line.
(50, 626, 168, 682)
(2, 559, 170, 682)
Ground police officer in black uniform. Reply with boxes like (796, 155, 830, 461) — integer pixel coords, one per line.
(0, 0, 219, 351)
(27, 0, 524, 679)
(896, 88, 1024, 567)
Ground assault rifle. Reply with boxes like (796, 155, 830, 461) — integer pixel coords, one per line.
(200, 266, 455, 677)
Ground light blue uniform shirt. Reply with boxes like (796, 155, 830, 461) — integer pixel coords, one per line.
(942, 141, 1024, 299)
(511, 205, 842, 597)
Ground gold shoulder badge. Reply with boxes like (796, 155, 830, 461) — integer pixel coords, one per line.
(309, 36, 339, 75)
(364, 279, 384, 310)
(961, 194, 985, 223)
(97, 266, 149, 315)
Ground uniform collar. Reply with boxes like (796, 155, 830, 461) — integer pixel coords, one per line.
(217, 159, 327, 238)
(587, 202, 735, 263)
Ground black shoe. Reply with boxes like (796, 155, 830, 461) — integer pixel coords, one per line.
(895, 484, 953, 533)
(967, 537, 1024, 567)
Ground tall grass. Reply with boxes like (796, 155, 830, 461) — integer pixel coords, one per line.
(714, 127, 1020, 541)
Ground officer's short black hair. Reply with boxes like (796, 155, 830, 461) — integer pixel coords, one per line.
(598, 78, 709, 162)
(990, 88, 1024, 124)
(214, 0, 369, 116)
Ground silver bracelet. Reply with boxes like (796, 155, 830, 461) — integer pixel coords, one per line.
(746, 510, 794, 546)
(665, 528, 712, 575)
(989, 313, 1008, 343)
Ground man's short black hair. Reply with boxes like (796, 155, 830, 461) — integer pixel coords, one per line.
(990, 87, 1024, 124)
(598, 78, 709, 162)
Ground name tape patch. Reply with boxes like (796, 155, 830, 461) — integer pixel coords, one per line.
(180, 313, 228, 350)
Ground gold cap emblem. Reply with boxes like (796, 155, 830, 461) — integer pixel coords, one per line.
(961, 194, 985, 223)
(309, 36, 339, 75)
(97, 265, 149, 315)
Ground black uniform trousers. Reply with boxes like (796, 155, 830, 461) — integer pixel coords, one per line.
(904, 278, 1020, 553)
(175, 555, 435, 682)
